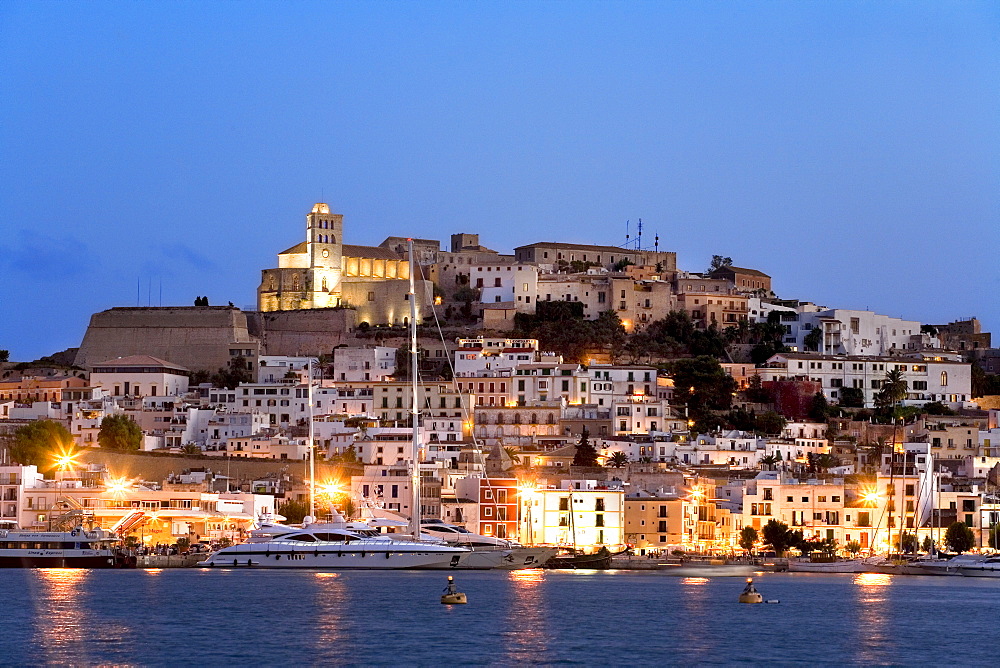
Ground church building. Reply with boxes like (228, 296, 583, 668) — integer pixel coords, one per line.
(257, 203, 433, 326)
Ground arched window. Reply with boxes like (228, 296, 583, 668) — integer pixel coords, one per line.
(330, 236, 336, 244)
(513, 414, 522, 425)
(531, 413, 538, 424)
(292, 275, 300, 290)
(496, 413, 504, 425)
(321, 277, 328, 292)
(547, 413, 555, 425)
(940, 371, 948, 386)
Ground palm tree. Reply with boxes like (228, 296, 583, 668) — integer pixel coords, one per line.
(503, 446, 521, 466)
(876, 368, 908, 411)
(607, 451, 629, 468)
(759, 454, 782, 471)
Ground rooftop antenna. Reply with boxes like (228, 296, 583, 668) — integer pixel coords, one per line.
(637, 218, 643, 251)
(136, 277, 140, 306)
(625, 219, 629, 248)
(655, 233, 659, 253)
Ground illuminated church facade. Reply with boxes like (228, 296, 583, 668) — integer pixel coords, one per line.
(257, 204, 432, 326)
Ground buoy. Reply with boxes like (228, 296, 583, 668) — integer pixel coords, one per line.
(738, 577, 764, 604)
(441, 575, 468, 605)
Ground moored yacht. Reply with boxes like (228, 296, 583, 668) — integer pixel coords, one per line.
(419, 519, 557, 569)
(0, 521, 134, 568)
(203, 516, 470, 570)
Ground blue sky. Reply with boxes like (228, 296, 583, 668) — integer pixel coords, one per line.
(1, 1, 997, 361)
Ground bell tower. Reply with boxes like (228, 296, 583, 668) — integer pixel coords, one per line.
(306, 203, 343, 307)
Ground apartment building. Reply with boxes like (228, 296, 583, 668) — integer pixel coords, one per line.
(759, 353, 972, 407)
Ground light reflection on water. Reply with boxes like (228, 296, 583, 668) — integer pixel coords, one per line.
(7, 570, 1000, 665)
(503, 569, 549, 663)
(312, 571, 346, 655)
(31, 570, 91, 665)
(852, 572, 894, 664)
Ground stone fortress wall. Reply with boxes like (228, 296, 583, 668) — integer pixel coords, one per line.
(246, 308, 353, 358)
(74, 307, 253, 372)
(75, 306, 354, 372)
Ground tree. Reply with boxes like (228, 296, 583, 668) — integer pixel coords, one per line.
(921, 535, 934, 554)
(761, 519, 797, 557)
(181, 443, 201, 455)
(845, 540, 862, 556)
(278, 499, 310, 524)
(746, 373, 772, 404)
(7, 420, 74, 467)
(573, 428, 599, 467)
(945, 521, 975, 554)
(739, 526, 758, 554)
(875, 368, 908, 412)
(708, 255, 733, 273)
(607, 451, 629, 468)
(98, 414, 142, 452)
(667, 356, 738, 418)
(211, 355, 253, 389)
(989, 524, 1000, 550)
(803, 328, 822, 352)
(0, 350, 8, 363)
(894, 532, 918, 554)
(759, 453, 782, 471)
(839, 386, 865, 408)
(754, 411, 787, 436)
(194, 296, 210, 306)
(503, 446, 522, 466)
(453, 286, 481, 319)
(808, 392, 829, 422)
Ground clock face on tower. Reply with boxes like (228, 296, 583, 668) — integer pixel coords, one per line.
(322, 249, 330, 258)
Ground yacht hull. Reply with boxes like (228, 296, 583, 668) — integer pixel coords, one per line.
(495, 547, 558, 569)
(203, 545, 467, 570)
(0, 553, 127, 568)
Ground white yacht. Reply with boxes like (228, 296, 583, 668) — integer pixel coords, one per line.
(419, 519, 557, 569)
(203, 516, 470, 570)
(952, 555, 1000, 578)
(0, 521, 133, 569)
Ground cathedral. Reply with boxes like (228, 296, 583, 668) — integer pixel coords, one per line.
(257, 203, 432, 326)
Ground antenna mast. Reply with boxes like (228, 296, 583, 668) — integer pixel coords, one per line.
(408, 239, 422, 540)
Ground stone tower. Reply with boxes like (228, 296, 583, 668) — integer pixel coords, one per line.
(306, 203, 343, 307)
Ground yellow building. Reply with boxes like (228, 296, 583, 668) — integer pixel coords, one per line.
(257, 203, 432, 326)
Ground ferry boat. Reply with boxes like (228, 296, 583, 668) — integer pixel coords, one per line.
(0, 522, 134, 568)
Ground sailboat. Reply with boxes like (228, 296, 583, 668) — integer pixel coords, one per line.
(204, 243, 474, 570)
(541, 492, 613, 569)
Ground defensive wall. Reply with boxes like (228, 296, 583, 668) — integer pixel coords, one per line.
(75, 307, 254, 372)
(78, 448, 350, 485)
(75, 306, 355, 373)
(246, 308, 353, 358)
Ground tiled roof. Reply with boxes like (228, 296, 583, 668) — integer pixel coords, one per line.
(342, 244, 404, 261)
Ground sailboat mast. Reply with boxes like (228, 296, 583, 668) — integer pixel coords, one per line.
(408, 239, 421, 540)
(308, 358, 315, 521)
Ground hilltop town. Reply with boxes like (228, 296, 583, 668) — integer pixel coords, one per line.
(1, 202, 999, 557)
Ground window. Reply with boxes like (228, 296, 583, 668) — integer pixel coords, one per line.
(940, 371, 948, 386)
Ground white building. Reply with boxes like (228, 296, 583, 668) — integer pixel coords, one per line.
(90, 355, 190, 397)
(523, 479, 625, 549)
(760, 353, 972, 408)
(332, 347, 396, 382)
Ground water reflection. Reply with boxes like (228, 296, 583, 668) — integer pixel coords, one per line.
(677, 575, 712, 662)
(502, 570, 549, 663)
(313, 572, 347, 657)
(31, 569, 91, 665)
(852, 572, 894, 663)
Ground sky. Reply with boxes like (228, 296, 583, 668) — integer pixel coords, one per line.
(1, 1, 997, 361)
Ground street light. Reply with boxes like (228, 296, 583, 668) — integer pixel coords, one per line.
(517, 483, 537, 545)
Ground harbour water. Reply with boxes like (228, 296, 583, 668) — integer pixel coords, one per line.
(5, 569, 1000, 666)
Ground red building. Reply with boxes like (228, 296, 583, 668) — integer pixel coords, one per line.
(456, 477, 518, 539)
